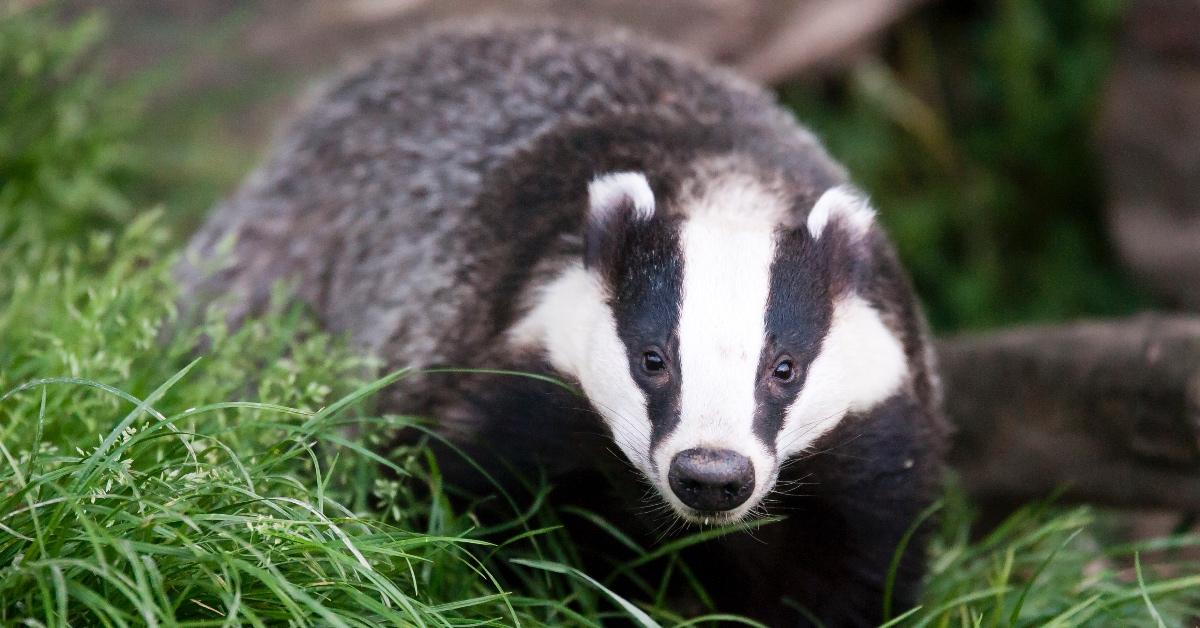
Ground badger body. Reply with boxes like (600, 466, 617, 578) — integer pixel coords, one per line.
(181, 23, 948, 626)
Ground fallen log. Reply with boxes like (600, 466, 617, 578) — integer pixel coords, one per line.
(939, 314, 1200, 512)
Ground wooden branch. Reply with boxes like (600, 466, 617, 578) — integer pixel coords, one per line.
(302, 0, 929, 83)
(939, 315, 1200, 512)
(736, 0, 929, 82)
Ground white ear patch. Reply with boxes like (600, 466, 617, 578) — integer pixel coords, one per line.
(777, 294, 908, 457)
(588, 172, 655, 221)
(807, 185, 876, 241)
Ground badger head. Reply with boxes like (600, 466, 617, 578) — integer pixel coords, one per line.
(511, 166, 910, 525)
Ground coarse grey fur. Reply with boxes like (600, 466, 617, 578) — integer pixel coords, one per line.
(180, 21, 827, 367)
(179, 21, 947, 626)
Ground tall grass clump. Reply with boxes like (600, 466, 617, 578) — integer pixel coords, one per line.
(914, 489, 1200, 626)
(0, 209, 754, 625)
(3, 5, 1200, 627)
(0, 178, 653, 623)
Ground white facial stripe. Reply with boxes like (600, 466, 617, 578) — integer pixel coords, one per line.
(807, 185, 876, 241)
(588, 172, 655, 221)
(508, 264, 653, 474)
(674, 217, 777, 449)
(647, 215, 776, 520)
(778, 294, 909, 457)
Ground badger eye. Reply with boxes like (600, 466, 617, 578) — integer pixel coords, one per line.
(772, 359, 796, 382)
(642, 350, 666, 374)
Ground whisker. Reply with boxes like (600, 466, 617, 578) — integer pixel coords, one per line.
(776, 407, 849, 455)
(784, 431, 868, 467)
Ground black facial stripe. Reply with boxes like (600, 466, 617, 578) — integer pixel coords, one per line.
(607, 217, 685, 461)
(754, 226, 834, 451)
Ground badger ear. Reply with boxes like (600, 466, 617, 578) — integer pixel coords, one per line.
(806, 185, 876, 242)
(584, 172, 656, 270)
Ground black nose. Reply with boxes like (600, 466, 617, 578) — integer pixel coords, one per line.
(668, 448, 755, 512)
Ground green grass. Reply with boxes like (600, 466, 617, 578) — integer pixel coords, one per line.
(3, 4, 1200, 626)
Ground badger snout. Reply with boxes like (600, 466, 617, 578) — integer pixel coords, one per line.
(667, 448, 755, 512)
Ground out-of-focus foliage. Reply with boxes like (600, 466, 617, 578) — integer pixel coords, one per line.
(0, 7, 138, 240)
(783, 0, 1148, 331)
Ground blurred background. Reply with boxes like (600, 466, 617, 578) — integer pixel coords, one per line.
(7, 0, 1198, 333)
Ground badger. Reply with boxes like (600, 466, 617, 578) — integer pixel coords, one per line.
(179, 22, 948, 626)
